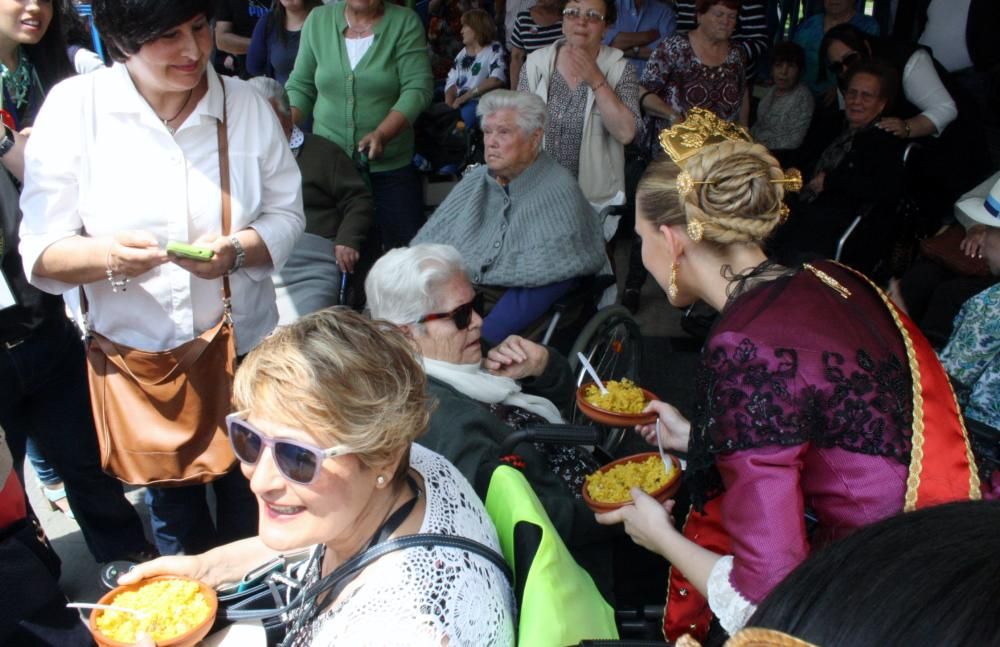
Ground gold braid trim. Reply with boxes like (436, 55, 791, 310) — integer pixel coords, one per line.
(947, 371, 984, 500)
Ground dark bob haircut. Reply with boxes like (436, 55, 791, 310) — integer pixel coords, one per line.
(770, 40, 805, 72)
(93, 0, 214, 63)
(748, 500, 1000, 646)
(695, 0, 742, 15)
(818, 22, 873, 81)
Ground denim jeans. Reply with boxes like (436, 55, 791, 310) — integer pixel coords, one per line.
(370, 164, 425, 250)
(145, 467, 258, 556)
(0, 318, 149, 562)
(26, 438, 60, 486)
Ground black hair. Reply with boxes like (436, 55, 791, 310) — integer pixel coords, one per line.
(20, 1, 74, 95)
(818, 22, 872, 82)
(92, 0, 214, 63)
(770, 40, 805, 72)
(266, 0, 322, 46)
(59, 0, 94, 50)
(845, 58, 898, 111)
(748, 500, 1000, 646)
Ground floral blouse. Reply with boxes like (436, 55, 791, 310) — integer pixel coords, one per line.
(445, 41, 508, 94)
(640, 32, 746, 123)
(940, 283, 1000, 432)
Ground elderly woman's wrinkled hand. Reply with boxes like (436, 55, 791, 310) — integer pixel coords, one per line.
(595, 488, 677, 554)
(961, 224, 988, 259)
(561, 45, 605, 90)
(108, 231, 170, 278)
(484, 335, 549, 380)
(116, 554, 211, 588)
(168, 233, 237, 280)
(635, 401, 690, 452)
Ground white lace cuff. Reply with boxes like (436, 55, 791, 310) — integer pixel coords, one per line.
(706, 556, 757, 635)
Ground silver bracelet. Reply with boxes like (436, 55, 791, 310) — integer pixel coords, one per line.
(228, 235, 246, 274)
(106, 250, 128, 292)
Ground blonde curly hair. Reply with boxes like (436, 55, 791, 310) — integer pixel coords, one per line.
(637, 141, 789, 246)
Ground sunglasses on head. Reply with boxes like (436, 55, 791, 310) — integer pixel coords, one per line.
(226, 413, 354, 485)
(562, 7, 605, 23)
(417, 293, 484, 330)
(827, 51, 861, 76)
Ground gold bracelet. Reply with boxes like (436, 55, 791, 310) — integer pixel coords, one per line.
(903, 120, 911, 138)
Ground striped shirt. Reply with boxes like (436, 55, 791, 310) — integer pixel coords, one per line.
(511, 10, 564, 52)
(674, 0, 768, 75)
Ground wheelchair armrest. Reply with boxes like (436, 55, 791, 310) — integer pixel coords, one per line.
(498, 424, 601, 456)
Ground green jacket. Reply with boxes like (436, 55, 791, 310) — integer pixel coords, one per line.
(286, 3, 432, 173)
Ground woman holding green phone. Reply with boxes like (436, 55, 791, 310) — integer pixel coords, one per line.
(18, 0, 305, 556)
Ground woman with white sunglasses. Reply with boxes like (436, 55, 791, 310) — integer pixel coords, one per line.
(120, 307, 515, 646)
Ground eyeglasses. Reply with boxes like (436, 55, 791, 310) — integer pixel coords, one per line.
(416, 293, 484, 330)
(562, 7, 605, 23)
(226, 413, 354, 485)
(827, 51, 861, 76)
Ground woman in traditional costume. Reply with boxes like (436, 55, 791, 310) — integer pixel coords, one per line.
(596, 108, 982, 643)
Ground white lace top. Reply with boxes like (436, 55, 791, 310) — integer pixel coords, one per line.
(290, 444, 516, 646)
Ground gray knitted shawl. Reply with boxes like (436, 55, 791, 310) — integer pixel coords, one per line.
(412, 152, 605, 287)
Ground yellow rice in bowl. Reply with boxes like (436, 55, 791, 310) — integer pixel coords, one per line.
(583, 378, 647, 414)
(586, 455, 675, 503)
(96, 578, 211, 644)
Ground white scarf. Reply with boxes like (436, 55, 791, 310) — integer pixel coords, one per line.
(423, 357, 565, 424)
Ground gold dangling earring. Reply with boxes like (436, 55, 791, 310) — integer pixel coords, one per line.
(667, 261, 679, 301)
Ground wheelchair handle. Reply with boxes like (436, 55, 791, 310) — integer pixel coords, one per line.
(498, 424, 601, 456)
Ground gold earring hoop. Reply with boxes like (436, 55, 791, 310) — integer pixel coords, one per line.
(667, 261, 679, 301)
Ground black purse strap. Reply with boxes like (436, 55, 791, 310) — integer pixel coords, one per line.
(223, 533, 512, 623)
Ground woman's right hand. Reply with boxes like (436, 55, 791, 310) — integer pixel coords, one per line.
(108, 231, 169, 277)
(635, 400, 690, 452)
(116, 554, 213, 588)
(961, 224, 988, 259)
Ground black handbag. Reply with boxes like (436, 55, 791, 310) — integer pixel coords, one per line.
(216, 533, 513, 646)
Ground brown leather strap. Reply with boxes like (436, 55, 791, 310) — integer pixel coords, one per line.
(217, 82, 232, 303)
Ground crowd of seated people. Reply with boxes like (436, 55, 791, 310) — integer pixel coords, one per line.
(6, 0, 1000, 644)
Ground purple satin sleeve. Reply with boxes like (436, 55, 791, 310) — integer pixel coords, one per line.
(717, 445, 907, 604)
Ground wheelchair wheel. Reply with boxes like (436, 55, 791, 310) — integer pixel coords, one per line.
(568, 306, 642, 454)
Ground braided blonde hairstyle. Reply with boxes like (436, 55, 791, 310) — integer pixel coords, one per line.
(637, 141, 789, 246)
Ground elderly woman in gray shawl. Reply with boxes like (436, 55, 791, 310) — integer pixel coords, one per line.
(410, 90, 606, 344)
(366, 243, 618, 595)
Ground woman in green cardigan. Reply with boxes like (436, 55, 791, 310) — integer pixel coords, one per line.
(286, 0, 432, 250)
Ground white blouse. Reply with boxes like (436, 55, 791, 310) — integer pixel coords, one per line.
(19, 64, 304, 354)
(294, 444, 516, 646)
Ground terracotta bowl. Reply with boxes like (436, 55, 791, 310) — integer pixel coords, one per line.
(576, 382, 659, 426)
(89, 576, 218, 647)
(582, 451, 683, 513)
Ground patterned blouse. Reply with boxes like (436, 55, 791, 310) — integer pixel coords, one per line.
(939, 283, 1000, 432)
(518, 47, 642, 180)
(445, 41, 508, 93)
(640, 32, 746, 122)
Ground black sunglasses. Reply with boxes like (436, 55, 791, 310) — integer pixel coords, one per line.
(226, 414, 354, 485)
(417, 293, 484, 330)
(827, 51, 862, 76)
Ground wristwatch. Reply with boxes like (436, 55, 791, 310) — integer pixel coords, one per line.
(228, 235, 246, 273)
(0, 123, 14, 159)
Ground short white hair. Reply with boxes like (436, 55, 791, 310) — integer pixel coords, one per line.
(477, 90, 548, 137)
(248, 76, 290, 115)
(365, 244, 468, 332)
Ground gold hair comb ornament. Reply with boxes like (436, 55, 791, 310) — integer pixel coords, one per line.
(687, 218, 704, 242)
(659, 108, 753, 165)
(676, 170, 715, 197)
(775, 168, 803, 192)
(778, 203, 791, 223)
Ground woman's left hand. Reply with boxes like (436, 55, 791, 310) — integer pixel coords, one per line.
(595, 488, 677, 555)
(168, 233, 236, 280)
(358, 130, 386, 160)
(807, 171, 825, 195)
(484, 335, 549, 379)
(877, 117, 909, 139)
(453, 91, 473, 108)
(562, 45, 605, 89)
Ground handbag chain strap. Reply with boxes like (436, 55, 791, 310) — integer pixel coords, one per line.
(80, 79, 234, 324)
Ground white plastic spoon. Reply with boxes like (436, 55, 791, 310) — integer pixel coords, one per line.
(67, 602, 149, 619)
(577, 352, 609, 395)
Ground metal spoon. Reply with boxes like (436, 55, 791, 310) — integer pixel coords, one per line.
(577, 352, 609, 395)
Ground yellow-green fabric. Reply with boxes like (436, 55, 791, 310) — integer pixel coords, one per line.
(485, 465, 618, 645)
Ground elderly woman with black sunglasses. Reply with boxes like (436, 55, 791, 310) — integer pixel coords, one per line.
(120, 307, 515, 646)
(366, 243, 620, 597)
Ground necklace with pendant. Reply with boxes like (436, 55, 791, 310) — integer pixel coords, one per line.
(159, 89, 194, 135)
